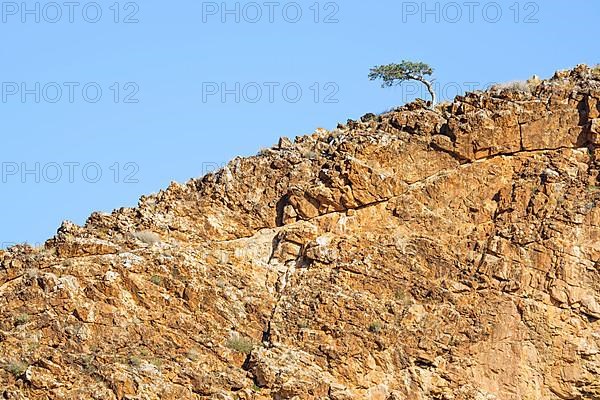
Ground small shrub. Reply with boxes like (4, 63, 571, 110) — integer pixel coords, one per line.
(15, 313, 29, 326)
(226, 336, 254, 354)
(149, 358, 163, 367)
(128, 356, 142, 367)
(368, 322, 383, 334)
(79, 354, 96, 374)
(492, 80, 531, 93)
(299, 148, 319, 160)
(5, 361, 28, 377)
(394, 289, 413, 305)
(592, 65, 600, 76)
(297, 320, 309, 329)
(133, 230, 161, 245)
(394, 289, 406, 301)
(588, 185, 600, 192)
(186, 349, 199, 361)
(26, 342, 40, 352)
(150, 275, 162, 286)
(171, 267, 188, 283)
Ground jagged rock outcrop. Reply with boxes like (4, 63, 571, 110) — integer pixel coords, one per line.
(1, 65, 600, 399)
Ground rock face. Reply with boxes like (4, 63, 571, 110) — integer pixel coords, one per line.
(2, 65, 600, 400)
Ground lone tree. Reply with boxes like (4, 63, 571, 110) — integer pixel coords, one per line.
(369, 61, 436, 109)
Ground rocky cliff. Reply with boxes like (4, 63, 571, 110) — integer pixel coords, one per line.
(2, 65, 600, 400)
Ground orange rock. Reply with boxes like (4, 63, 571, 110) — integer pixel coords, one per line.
(1, 65, 600, 400)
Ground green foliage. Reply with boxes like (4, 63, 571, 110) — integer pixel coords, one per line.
(369, 60, 436, 108)
(79, 354, 97, 374)
(297, 320, 309, 329)
(150, 275, 162, 286)
(394, 289, 406, 301)
(368, 321, 383, 334)
(5, 361, 28, 377)
(369, 61, 434, 87)
(587, 185, 600, 192)
(149, 358, 163, 367)
(129, 355, 142, 367)
(15, 313, 29, 326)
(226, 336, 254, 354)
(394, 289, 413, 306)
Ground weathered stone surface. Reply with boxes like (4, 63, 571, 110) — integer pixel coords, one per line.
(1, 65, 600, 399)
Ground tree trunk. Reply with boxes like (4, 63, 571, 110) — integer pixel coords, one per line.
(421, 79, 436, 110)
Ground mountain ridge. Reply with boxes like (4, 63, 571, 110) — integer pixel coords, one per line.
(1, 64, 600, 399)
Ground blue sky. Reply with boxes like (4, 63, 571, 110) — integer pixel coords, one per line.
(0, 0, 598, 247)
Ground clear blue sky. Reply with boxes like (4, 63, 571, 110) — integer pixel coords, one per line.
(1, 0, 598, 247)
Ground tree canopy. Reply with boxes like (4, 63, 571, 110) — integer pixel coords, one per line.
(369, 62, 433, 86)
(369, 61, 436, 108)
